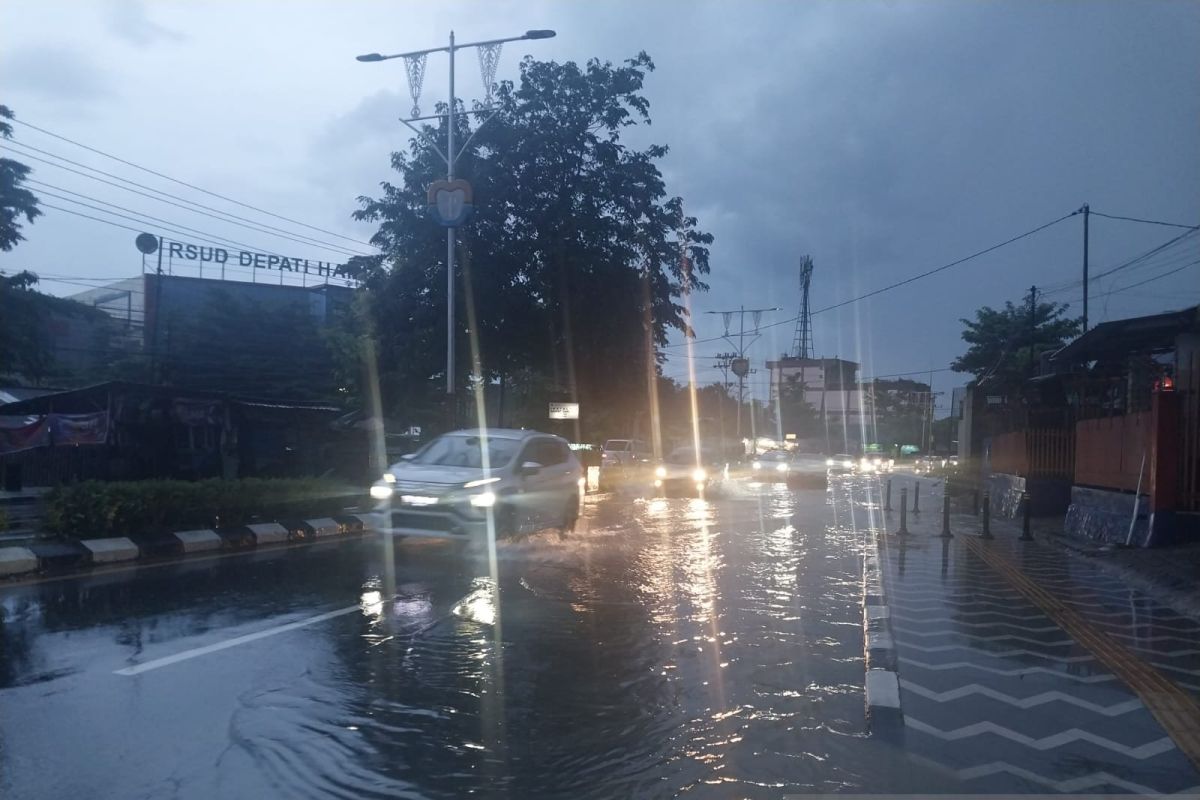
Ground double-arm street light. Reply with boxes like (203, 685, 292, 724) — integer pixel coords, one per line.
(356, 30, 556, 416)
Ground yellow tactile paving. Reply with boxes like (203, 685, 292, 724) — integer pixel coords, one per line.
(963, 536, 1200, 770)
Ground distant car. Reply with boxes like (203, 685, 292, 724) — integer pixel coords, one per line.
(370, 428, 583, 539)
(826, 453, 858, 475)
(599, 438, 652, 490)
(750, 449, 793, 481)
(857, 454, 895, 474)
(654, 445, 722, 495)
(787, 452, 829, 487)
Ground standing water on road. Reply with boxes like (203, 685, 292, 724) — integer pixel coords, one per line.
(0, 483, 960, 798)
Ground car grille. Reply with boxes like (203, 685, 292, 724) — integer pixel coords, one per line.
(391, 510, 458, 533)
(393, 479, 454, 494)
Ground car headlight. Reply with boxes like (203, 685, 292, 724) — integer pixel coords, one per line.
(826, 458, 835, 467)
(692, 467, 707, 482)
(776, 462, 789, 472)
(843, 460, 854, 469)
(469, 491, 497, 508)
(655, 466, 667, 478)
(752, 461, 762, 470)
(370, 483, 394, 500)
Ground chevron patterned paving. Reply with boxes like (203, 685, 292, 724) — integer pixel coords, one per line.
(867, 477, 1200, 793)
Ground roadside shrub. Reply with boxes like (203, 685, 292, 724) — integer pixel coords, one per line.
(44, 478, 364, 538)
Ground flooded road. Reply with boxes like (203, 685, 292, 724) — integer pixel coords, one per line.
(0, 478, 960, 799)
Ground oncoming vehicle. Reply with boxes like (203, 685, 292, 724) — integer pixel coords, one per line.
(653, 445, 722, 496)
(370, 429, 583, 539)
(599, 438, 651, 489)
(751, 449, 792, 481)
(788, 452, 829, 487)
(857, 454, 894, 473)
(826, 453, 858, 475)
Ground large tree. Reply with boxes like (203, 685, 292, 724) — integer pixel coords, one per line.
(951, 297, 1081, 390)
(347, 53, 712, 438)
(0, 105, 42, 252)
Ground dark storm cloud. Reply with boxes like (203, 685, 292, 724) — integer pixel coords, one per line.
(1, 0, 1196, 400)
(107, 0, 185, 46)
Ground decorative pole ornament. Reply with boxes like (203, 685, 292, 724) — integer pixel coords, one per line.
(427, 179, 474, 227)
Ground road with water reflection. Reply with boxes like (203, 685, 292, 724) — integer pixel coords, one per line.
(1, 477, 964, 799)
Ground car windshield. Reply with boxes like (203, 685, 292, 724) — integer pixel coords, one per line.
(760, 451, 789, 461)
(603, 440, 630, 451)
(667, 448, 713, 464)
(409, 435, 522, 468)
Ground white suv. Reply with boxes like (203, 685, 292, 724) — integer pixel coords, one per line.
(370, 429, 583, 538)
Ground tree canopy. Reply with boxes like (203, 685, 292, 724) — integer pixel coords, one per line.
(951, 297, 1081, 390)
(346, 52, 712, 438)
(0, 105, 42, 252)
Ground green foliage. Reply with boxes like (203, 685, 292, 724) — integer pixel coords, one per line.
(346, 52, 712, 439)
(0, 105, 42, 252)
(0, 270, 116, 385)
(870, 378, 931, 446)
(952, 298, 1081, 390)
(44, 478, 361, 538)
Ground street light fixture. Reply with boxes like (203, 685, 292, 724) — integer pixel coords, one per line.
(355, 29, 556, 423)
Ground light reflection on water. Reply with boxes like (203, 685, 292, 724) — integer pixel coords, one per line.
(57, 479, 955, 798)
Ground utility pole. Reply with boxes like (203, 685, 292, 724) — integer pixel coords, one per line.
(1081, 203, 1090, 333)
(703, 306, 778, 444)
(1028, 285, 1038, 378)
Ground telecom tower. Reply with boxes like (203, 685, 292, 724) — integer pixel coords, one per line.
(791, 255, 815, 359)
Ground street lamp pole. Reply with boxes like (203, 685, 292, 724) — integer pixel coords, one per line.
(356, 29, 556, 420)
(446, 31, 456, 400)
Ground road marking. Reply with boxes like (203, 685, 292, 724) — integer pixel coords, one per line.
(114, 605, 361, 675)
(964, 536, 1200, 771)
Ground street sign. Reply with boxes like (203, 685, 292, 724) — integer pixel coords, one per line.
(427, 179, 474, 227)
(548, 402, 579, 420)
(731, 358, 750, 377)
(406, 426, 422, 437)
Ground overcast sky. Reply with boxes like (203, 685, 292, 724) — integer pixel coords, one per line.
(2, 0, 1198, 409)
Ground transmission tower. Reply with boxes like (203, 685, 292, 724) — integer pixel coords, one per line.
(791, 255, 815, 359)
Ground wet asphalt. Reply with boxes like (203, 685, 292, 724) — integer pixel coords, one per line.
(2, 476, 966, 799)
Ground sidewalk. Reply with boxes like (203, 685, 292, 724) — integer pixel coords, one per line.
(872, 475, 1200, 794)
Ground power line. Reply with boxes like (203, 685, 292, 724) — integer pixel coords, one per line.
(664, 210, 1080, 349)
(10, 116, 378, 249)
(6, 141, 373, 258)
(30, 184, 313, 258)
(808, 211, 1081, 317)
(1090, 211, 1200, 230)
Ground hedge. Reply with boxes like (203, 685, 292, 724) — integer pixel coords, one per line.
(44, 478, 364, 538)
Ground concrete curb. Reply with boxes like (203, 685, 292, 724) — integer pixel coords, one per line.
(81, 537, 140, 564)
(0, 514, 379, 579)
(173, 529, 223, 553)
(863, 538, 904, 741)
(0, 546, 38, 576)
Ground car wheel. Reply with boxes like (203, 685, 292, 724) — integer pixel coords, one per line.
(559, 494, 580, 538)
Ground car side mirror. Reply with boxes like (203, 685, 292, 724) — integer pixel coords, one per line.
(520, 461, 543, 476)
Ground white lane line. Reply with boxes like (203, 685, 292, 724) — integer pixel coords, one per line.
(114, 605, 361, 676)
